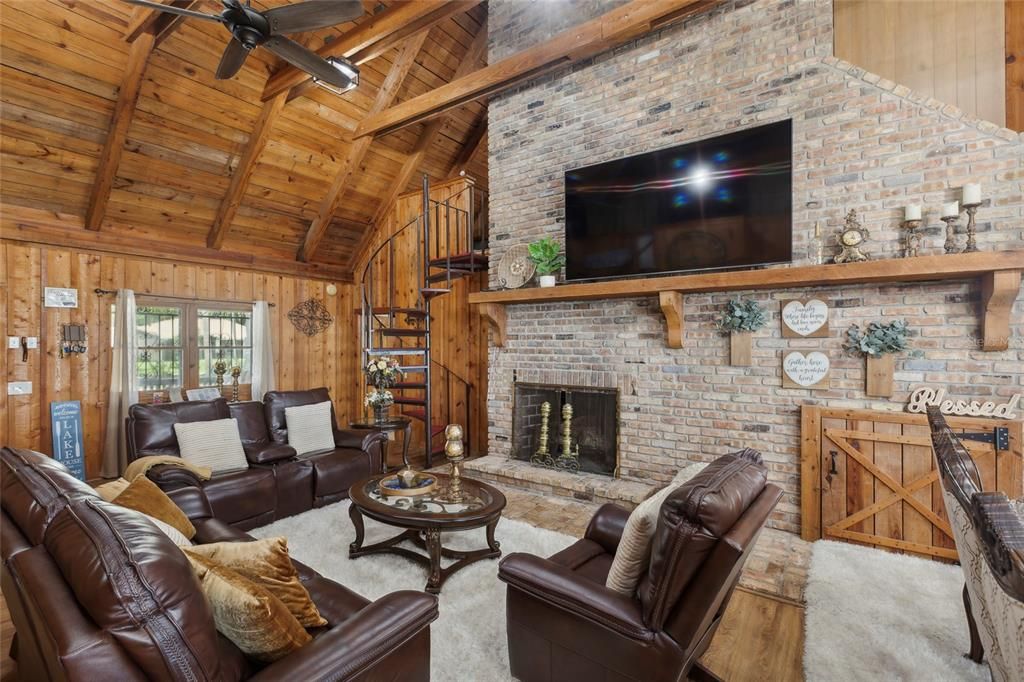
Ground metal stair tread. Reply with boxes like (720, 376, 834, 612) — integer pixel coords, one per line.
(393, 397, 427, 405)
(365, 348, 427, 355)
(366, 307, 429, 318)
(379, 328, 428, 337)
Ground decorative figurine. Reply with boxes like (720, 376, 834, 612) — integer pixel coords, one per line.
(230, 366, 241, 403)
(442, 423, 466, 503)
(833, 210, 869, 264)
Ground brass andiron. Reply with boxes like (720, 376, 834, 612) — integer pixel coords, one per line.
(555, 403, 580, 473)
(214, 360, 227, 395)
(230, 366, 241, 402)
(442, 423, 466, 503)
(962, 203, 980, 253)
(530, 401, 554, 467)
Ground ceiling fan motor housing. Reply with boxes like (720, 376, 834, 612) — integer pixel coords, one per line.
(225, 6, 270, 49)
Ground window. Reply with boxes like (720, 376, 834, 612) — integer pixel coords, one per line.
(133, 297, 253, 403)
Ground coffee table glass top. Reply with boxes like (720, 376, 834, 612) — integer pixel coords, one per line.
(362, 473, 493, 516)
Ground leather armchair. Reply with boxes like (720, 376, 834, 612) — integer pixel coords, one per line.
(498, 451, 783, 682)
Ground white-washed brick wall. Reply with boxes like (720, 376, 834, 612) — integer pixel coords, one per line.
(486, 0, 1024, 533)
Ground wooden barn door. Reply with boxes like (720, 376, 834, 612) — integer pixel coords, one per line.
(801, 407, 1022, 560)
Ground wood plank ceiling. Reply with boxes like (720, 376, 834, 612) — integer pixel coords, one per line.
(0, 0, 489, 276)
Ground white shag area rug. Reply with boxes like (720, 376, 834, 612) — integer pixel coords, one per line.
(250, 501, 575, 682)
(804, 540, 989, 682)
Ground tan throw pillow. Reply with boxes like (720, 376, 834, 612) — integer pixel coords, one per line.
(173, 418, 249, 474)
(186, 553, 311, 663)
(94, 477, 131, 501)
(605, 483, 680, 596)
(284, 401, 336, 456)
(113, 475, 196, 540)
(186, 537, 327, 628)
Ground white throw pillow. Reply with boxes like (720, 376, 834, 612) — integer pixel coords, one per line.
(173, 418, 248, 474)
(605, 482, 681, 596)
(671, 462, 706, 486)
(285, 401, 336, 456)
(145, 513, 193, 547)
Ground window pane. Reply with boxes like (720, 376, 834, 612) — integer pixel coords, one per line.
(135, 305, 183, 391)
(197, 308, 253, 384)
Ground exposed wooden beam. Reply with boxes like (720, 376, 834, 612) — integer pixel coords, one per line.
(262, 0, 481, 102)
(85, 31, 155, 231)
(354, 0, 721, 139)
(2, 204, 353, 282)
(207, 92, 288, 249)
(448, 114, 486, 178)
(124, 0, 202, 44)
(297, 31, 430, 262)
(369, 26, 488, 227)
(1008, 0, 1023, 132)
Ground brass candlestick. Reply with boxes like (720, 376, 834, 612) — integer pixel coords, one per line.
(230, 366, 241, 402)
(530, 401, 552, 466)
(941, 216, 961, 254)
(214, 360, 227, 395)
(962, 203, 980, 253)
(902, 219, 922, 257)
(442, 423, 465, 503)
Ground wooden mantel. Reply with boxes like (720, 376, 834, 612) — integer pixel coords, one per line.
(469, 251, 1024, 351)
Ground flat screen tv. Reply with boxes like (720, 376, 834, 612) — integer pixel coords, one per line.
(564, 119, 792, 281)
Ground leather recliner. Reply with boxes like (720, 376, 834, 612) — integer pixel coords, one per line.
(0, 446, 438, 681)
(126, 388, 386, 530)
(498, 451, 783, 682)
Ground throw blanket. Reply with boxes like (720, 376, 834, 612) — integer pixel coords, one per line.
(124, 455, 212, 482)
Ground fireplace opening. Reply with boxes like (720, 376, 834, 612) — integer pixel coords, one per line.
(512, 382, 618, 477)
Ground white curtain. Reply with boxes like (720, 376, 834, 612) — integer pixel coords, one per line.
(102, 289, 137, 478)
(251, 301, 276, 401)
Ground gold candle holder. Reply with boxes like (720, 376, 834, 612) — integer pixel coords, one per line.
(214, 360, 227, 395)
(962, 203, 980, 253)
(941, 216, 961, 254)
(443, 423, 465, 503)
(901, 219, 922, 258)
(230, 366, 241, 402)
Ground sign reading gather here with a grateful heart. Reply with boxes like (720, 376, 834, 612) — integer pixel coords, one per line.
(782, 351, 830, 390)
(781, 298, 830, 338)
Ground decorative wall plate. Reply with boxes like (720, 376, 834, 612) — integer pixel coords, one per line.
(496, 244, 536, 289)
(288, 298, 334, 336)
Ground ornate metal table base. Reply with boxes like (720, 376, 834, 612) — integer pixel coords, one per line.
(348, 504, 501, 594)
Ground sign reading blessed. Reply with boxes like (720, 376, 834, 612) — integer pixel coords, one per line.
(906, 387, 1020, 419)
(781, 298, 829, 338)
(782, 351, 830, 390)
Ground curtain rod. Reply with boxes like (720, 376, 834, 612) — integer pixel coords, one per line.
(93, 288, 276, 307)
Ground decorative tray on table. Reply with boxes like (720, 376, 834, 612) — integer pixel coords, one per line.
(378, 472, 438, 497)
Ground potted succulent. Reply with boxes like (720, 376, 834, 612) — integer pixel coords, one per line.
(716, 298, 767, 366)
(365, 388, 395, 423)
(843, 320, 909, 398)
(527, 237, 565, 288)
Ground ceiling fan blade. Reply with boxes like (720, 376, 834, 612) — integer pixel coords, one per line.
(262, 35, 354, 89)
(263, 1, 364, 35)
(215, 38, 250, 80)
(122, 0, 225, 23)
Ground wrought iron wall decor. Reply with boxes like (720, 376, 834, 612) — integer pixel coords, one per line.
(288, 298, 334, 336)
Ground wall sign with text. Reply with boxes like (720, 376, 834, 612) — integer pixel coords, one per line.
(781, 298, 829, 338)
(782, 351, 830, 390)
(906, 387, 1020, 419)
(50, 400, 85, 481)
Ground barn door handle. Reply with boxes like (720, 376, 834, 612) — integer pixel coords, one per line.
(828, 450, 838, 475)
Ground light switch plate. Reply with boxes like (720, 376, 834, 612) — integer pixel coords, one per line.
(6, 337, 19, 349)
(25, 337, 38, 349)
(7, 381, 32, 396)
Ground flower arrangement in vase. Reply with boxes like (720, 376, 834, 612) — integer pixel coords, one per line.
(365, 388, 395, 423)
(716, 298, 767, 366)
(527, 237, 565, 288)
(365, 357, 403, 421)
(843, 320, 909, 398)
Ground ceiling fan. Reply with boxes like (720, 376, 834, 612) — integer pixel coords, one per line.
(124, 0, 363, 91)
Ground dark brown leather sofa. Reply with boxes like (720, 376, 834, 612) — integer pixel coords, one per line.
(127, 388, 386, 530)
(0, 446, 437, 681)
(498, 451, 782, 682)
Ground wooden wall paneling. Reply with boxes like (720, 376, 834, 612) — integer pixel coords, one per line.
(974, 0, 1006, 126)
(902, 422, 934, 552)
(5, 244, 42, 452)
(0, 243, 7, 450)
(1009, 0, 1024, 131)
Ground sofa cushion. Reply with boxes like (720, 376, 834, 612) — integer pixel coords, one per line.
(285, 401, 336, 456)
(128, 398, 230, 459)
(306, 448, 374, 501)
(43, 497, 226, 680)
(203, 467, 277, 526)
(186, 537, 327, 628)
(186, 553, 311, 663)
(113, 474, 196, 539)
(264, 388, 337, 445)
(174, 418, 249, 474)
(1, 447, 97, 545)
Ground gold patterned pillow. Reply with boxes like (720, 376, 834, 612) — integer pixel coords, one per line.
(186, 537, 327, 628)
(113, 475, 196, 540)
(605, 483, 680, 595)
(186, 553, 311, 663)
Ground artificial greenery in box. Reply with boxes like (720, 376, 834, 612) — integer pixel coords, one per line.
(842, 320, 909, 357)
(716, 299, 768, 333)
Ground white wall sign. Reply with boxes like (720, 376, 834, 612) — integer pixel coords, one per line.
(186, 387, 222, 401)
(781, 298, 829, 338)
(906, 387, 1020, 419)
(44, 287, 78, 308)
(782, 351, 830, 390)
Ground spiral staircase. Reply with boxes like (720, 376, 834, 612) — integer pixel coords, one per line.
(360, 176, 487, 467)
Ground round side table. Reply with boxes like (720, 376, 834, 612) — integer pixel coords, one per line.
(349, 416, 413, 471)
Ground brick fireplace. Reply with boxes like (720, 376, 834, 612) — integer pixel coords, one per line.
(478, 0, 1023, 532)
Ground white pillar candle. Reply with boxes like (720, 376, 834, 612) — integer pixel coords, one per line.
(904, 205, 921, 221)
(962, 183, 981, 205)
(941, 201, 959, 218)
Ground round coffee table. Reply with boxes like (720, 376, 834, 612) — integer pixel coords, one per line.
(347, 473, 506, 594)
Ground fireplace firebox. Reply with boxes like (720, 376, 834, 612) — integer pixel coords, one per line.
(512, 382, 618, 477)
